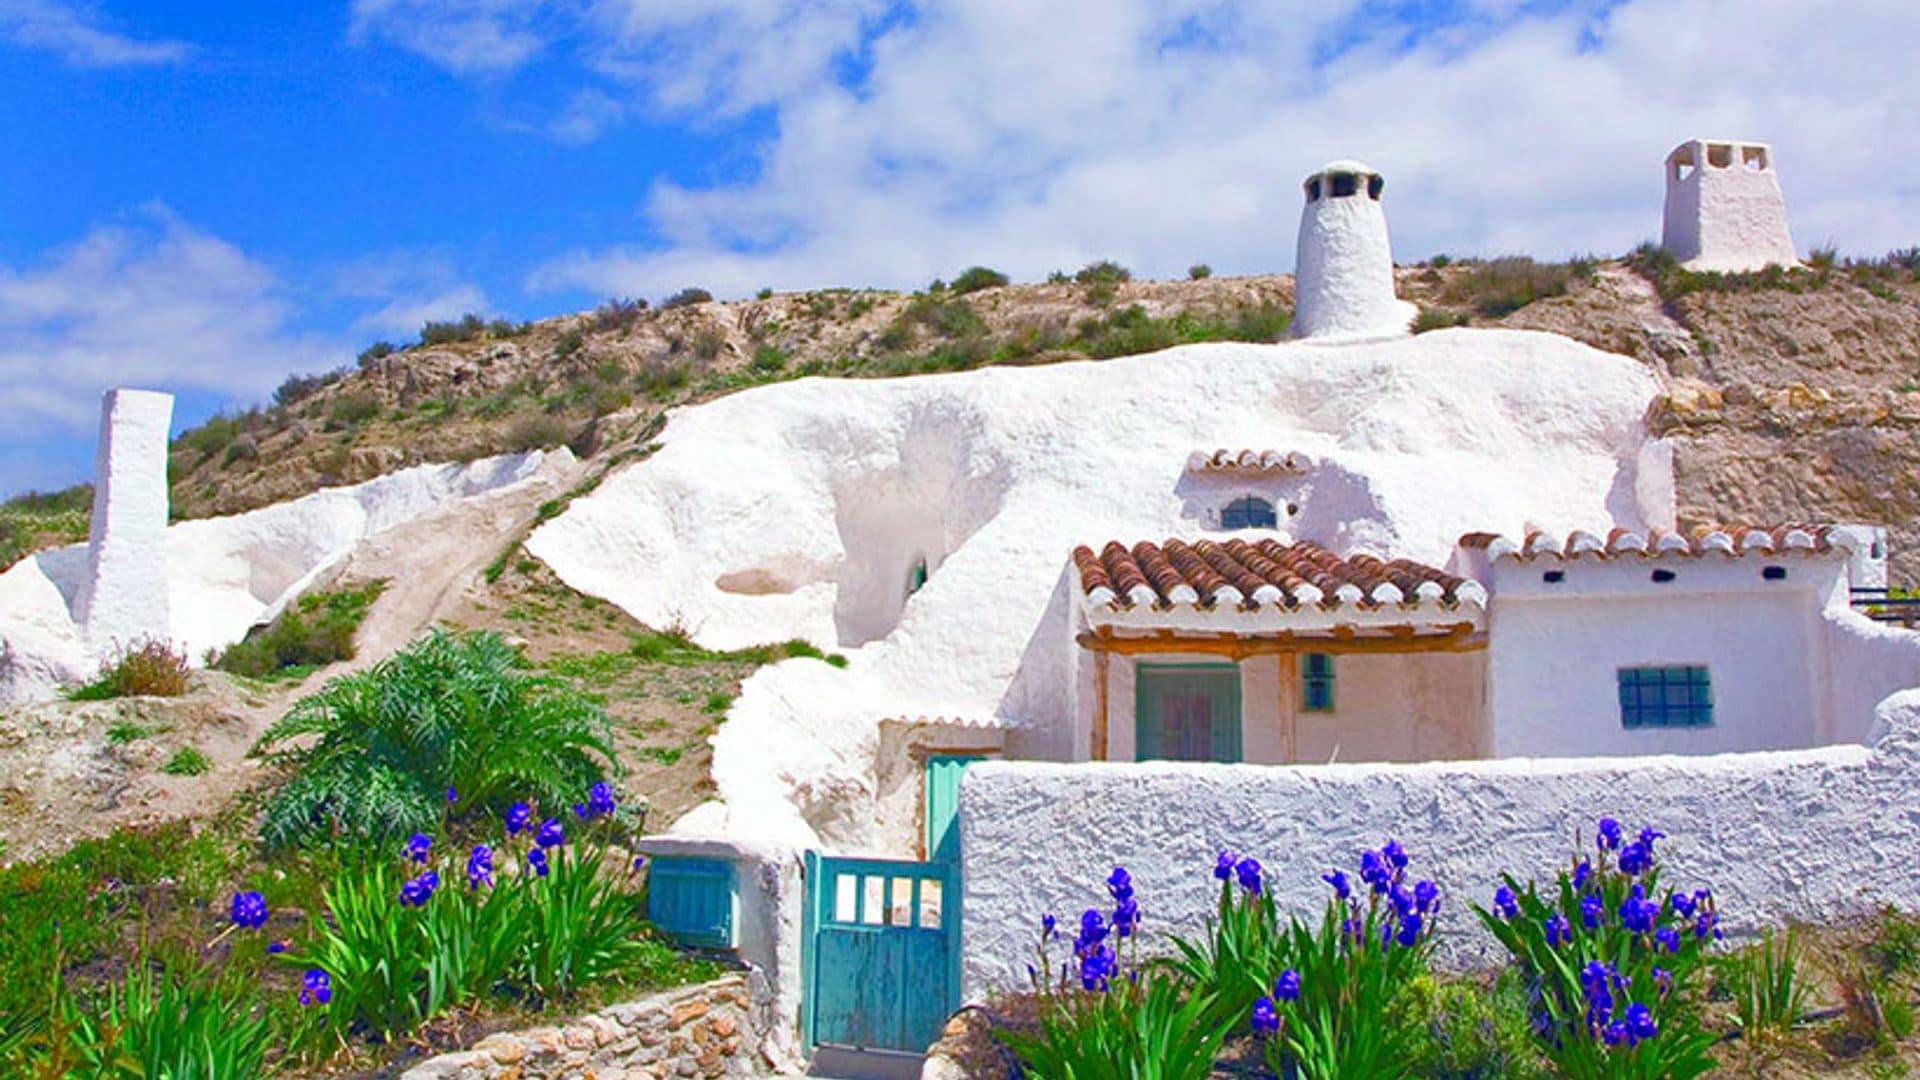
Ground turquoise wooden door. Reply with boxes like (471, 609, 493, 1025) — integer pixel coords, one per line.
(924, 754, 983, 863)
(1136, 664, 1242, 762)
(803, 853, 957, 1053)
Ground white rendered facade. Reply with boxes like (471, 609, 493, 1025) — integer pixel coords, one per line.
(1291, 160, 1416, 340)
(1661, 138, 1800, 272)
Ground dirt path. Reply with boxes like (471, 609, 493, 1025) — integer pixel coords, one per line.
(336, 453, 586, 673)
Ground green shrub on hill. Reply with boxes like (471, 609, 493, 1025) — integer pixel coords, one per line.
(213, 579, 387, 680)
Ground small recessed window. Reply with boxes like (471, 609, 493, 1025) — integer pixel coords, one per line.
(1366, 174, 1384, 200)
(1302, 653, 1334, 712)
(1305, 177, 1322, 202)
(1651, 569, 1677, 583)
(1543, 570, 1565, 584)
(1330, 172, 1358, 198)
(1618, 666, 1713, 729)
(907, 559, 929, 595)
(1221, 496, 1278, 530)
(1762, 566, 1787, 581)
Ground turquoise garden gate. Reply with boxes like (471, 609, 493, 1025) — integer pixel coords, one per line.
(802, 853, 958, 1053)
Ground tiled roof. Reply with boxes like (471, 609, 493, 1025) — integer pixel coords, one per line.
(1073, 537, 1485, 611)
(1459, 525, 1856, 561)
(1184, 449, 1311, 474)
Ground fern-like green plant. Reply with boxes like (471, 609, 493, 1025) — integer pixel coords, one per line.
(253, 630, 616, 847)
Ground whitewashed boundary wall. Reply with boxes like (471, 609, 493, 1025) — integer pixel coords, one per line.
(959, 689, 1920, 998)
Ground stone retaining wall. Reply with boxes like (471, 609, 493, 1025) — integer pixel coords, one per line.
(400, 974, 768, 1079)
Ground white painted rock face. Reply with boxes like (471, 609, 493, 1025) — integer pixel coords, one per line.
(1661, 138, 1800, 273)
(74, 389, 174, 662)
(528, 329, 1671, 854)
(1292, 160, 1417, 341)
(0, 449, 569, 704)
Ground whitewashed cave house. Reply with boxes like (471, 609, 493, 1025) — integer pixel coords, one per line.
(596, 151, 1913, 1064)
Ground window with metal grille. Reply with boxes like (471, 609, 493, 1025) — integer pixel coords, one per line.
(1302, 653, 1334, 712)
(1617, 666, 1713, 729)
(1221, 496, 1278, 530)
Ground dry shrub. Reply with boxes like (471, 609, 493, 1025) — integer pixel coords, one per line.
(73, 637, 192, 699)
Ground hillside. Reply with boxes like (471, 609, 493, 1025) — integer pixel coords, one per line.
(10, 251, 1920, 575)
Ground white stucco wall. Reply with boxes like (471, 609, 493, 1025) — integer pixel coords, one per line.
(1075, 649, 1484, 765)
(74, 389, 174, 661)
(1661, 139, 1799, 273)
(1486, 553, 1848, 758)
(958, 689, 1920, 999)
(1822, 609, 1920, 745)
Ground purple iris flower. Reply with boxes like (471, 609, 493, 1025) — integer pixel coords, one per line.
(400, 870, 439, 907)
(1274, 969, 1301, 1001)
(1322, 870, 1350, 899)
(536, 818, 565, 849)
(1106, 867, 1133, 902)
(1581, 894, 1606, 930)
(1655, 927, 1681, 954)
(229, 891, 269, 930)
(299, 969, 331, 1007)
(1214, 851, 1237, 882)
(1251, 997, 1279, 1035)
(1397, 912, 1424, 947)
(505, 802, 532, 835)
(1624, 1002, 1657, 1043)
(403, 832, 432, 865)
(586, 782, 617, 817)
(1414, 880, 1440, 915)
(1573, 861, 1594, 892)
(1493, 885, 1519, 920)
(1041, 914, 1057, 940)
(1597, 817, 1623, 852)
(1619, 841, 1651, 876)
(466, 845, 494, 889)
(527, 847, 550, 878)
(1382, 839, 1408, 870)
(1235, 857, 1263, 895)
(1544, 913, 1572, 948)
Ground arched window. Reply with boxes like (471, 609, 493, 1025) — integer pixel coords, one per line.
(1366, 174, 1384, 200)
(1220, 496, 1278, 530)
(1330, 172, 1358, 198)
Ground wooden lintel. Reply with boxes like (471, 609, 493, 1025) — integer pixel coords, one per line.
(1076, 630, 1487, 657)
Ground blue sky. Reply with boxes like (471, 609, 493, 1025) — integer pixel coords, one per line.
(2, 0, 1914, 498)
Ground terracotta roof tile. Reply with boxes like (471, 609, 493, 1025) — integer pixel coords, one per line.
(1074, 537, 1481, 611)
(1460, 524, 1853, 561)
(1184, 449, 1312, 474)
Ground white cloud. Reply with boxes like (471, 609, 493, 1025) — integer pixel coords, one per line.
(0, 204, 343, 436)
(353, 285, 491, 338)
(348, 0, 552, 74)
(0, 0, 192, 67)
(518, 0, 1920, 301)
(332, 249, 493, 338)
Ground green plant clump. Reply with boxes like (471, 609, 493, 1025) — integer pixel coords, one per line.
(163, 746, 212, 777)
(214, 579, 388, 680)
(253, 630, 617, 849)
